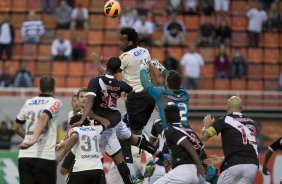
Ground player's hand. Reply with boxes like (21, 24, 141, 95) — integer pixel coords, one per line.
(18, 139, 37, 149)
(262, 166, 270, 175)
(56, 154, 64, 163)
(203, 114, 215, 128)
(204, 155, 224, 166)
(72, 120, 83, 127)
(150, 59, 165, 72)
(91, 52, 103, 65)
(165, 156, 172, 173)
(196, 164, 206, 177)
(55, 141, 64, 151)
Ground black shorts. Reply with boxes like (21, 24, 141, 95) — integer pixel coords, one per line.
(68, 169, 106, 184)
(126, 91, 155, 131)
(61, 151, 75, 171)
(18, 158, 56, 184)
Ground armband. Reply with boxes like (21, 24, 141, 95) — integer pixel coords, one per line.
(205, 127, 217, 137)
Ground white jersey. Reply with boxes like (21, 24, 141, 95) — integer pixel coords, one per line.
(16, 94, 62, 160)
(69, 125, 104, 172)
(119, 46, 151, 92)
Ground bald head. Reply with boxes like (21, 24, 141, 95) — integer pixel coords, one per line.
(227, 96, 243, 113)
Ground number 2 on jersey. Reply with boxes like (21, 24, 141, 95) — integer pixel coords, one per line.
(167, 102, 188, 121)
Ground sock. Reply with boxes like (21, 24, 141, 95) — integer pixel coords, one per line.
(117, 162, 132, 184)
(136, 136, 160, 157)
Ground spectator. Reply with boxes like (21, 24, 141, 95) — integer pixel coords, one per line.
(162, 13, 186, 46)
(197, 16, 216, 47)
(214, 0, 230, 13)
(215, 18, 231, 47)
(202, 0, 214, 16)
(0, 67, 13, 87)
(66, 0, 74, 8)
(260, 0, 275, 10)
(21, 11, 45, 44)
(55, 0, 72, 29)
(136, 0, 149, 17)
(247, 3, 267, 47)
(0, 14, 14, 61)
(214, 44, 229, 79)
(51, 32, 72, 61)
(13, 62, 33, 87)
(167, 0, 183, 14)
(264, 2, 281, 31)
(70, 3, 89, 31)
(72, 35, 86, 61)
(230, 49, 247, 79)
(279, 72, 282, 91)
(163, 50, 179, 72)
(133, 15, 155, 46)
(0, 120, 14, 149)
(180, 44, 204, 90)
(120, 6, 138, 28)
(183, 0, 198, 15)
(41, 0, 55, 14)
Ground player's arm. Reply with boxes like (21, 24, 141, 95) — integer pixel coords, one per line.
(199, 115, 217, 142)
(204, 155, 225, 166)
(262, 137, 282, 175)
(150, 59, 169, 78)
(91, 52, 106, 74)
(18, 112, 50, 149)
(179, 138, 206, 176)
(12, 122, 25, 138)
(56, 132, 79, 163)
(140, 62, 153, 90)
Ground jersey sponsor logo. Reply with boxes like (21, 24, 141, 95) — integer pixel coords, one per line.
(29, 99, 50, 105)
(49, 101, 61, 113)
(133, 49, 147, 56)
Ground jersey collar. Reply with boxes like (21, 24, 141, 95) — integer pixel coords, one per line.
(105, 74, 114, 79)
(39, 93, 53, 97)
(123, 45, 137, 52)
(232, 112, 243, 115)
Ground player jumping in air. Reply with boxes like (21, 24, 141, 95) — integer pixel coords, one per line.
(12, 75, 62, 184)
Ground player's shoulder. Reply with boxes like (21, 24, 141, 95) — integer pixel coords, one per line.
(153, 118, 161, 126)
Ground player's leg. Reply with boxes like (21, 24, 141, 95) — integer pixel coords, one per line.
(237, 164, 258, 184)
(68, 171, 87, 184)
(33, 158, 57, 184)
(18, 158, 36, 184)
(90, 169, 106, 184)
(217, 165, 239, 184)
(111, 150, 132, 184)
(154, 164, 199, 184)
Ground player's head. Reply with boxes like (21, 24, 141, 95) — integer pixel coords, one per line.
(106, 57, 122, 74)
(77, 88, 87, 110)
(69, 113, 91, 126)
(227, 96, 243, 114)
(71, 94, 80, 113)
(119, 27, 138, 52)
(165, 105, 181, 124)
(165, 70, 181, 91)
(39, 75, 55, 94)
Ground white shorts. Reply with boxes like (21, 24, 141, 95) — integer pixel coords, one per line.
(217, 164, 258, 184)
(214, 0, 230, 12)
(154, 164, 199, 184)
(115, 121, 132, 140)
(99, 127, 121, 156)
(149, 164, 166, 184)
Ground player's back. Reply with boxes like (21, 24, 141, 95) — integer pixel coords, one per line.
(120, 46, 151, 92)
(18, 95, 61, 160)
(70, 125, 104, 172)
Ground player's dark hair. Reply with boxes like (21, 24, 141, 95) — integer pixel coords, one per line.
(166, 70, 181, 90)
(69, 113, 91, 126)
(40, 75, 55, 93)
(77, 88, 87, 99)
(165, 105, 181, 123)
(107, 57, 122, 74)
(120, 27, 138, 45)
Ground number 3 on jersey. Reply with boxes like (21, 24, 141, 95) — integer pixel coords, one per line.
(167, 102, 188, 121)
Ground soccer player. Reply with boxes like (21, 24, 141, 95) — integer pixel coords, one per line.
(76, 57, 162, 184)
(154, 105, 206, 184)
(199, 96, 259, 184)
(68, 94, 80, 122)
(12, 75, 62, 184)
(262, 137, 282, 176)
(60, 88, 88, 177)
(56, 114, 106, 184)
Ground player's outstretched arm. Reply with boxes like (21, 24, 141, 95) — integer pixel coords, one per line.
(150, 59, 169, 78)
(199, 115, 216, 142)
(179, 138, 206, 176)
(56, 133, 78, 163)
(140, 61, 153, 90)
(262, 149, 273, 175)
(204, 155, 225, 166)
(18, 113, 50, 149)
(12, 122, 25, 138)
(91, 52, 106, 74)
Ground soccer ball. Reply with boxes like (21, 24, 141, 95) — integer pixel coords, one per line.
(104, 0, 121, 18)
